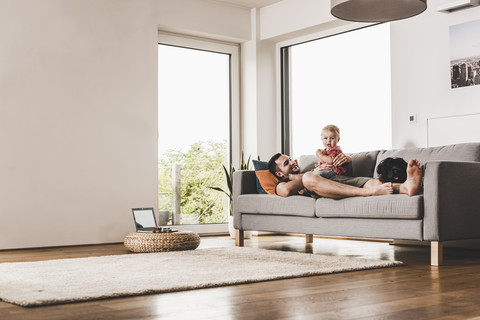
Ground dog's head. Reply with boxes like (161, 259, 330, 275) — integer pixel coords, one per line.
(376, 157, 408, 183)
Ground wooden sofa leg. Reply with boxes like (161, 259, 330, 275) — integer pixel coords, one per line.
(431, 241, 443, 266)
(306, 234, 313, 244)
(235, 230, 244, 247)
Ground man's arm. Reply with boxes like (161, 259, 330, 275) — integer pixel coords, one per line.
(275, 175, 305, 197)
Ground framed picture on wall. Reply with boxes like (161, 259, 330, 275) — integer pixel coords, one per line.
(450, 19, 480, 89)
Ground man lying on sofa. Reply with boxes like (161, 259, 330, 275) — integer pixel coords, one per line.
(268, 153, 423, 199)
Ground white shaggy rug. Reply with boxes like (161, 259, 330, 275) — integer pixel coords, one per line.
(0, 247, 402, 307)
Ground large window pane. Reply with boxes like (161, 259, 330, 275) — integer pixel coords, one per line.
(158, 43, 230, 226)
(287, 23, 392, 158)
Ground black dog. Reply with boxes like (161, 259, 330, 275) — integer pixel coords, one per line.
(376, 157, 408, 183)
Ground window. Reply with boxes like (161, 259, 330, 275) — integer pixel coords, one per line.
(158, 33, 239, 234)
(282, 23, 392, 158)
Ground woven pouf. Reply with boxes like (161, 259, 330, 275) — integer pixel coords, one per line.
(124, 231, 200, 253)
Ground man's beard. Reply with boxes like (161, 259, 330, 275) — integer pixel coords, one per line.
(287, 166, 300, 175)
(291, 162, 300, 173)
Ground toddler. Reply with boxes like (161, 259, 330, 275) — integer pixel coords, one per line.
(315, 125, 348, 179)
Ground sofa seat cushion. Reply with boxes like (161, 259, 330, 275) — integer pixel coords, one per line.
(236, 194, 316, 218)
(315, 195, 423, 219)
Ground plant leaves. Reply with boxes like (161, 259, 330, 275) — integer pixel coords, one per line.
(207, 186, 232, 200)
(223, 165, 233, 196)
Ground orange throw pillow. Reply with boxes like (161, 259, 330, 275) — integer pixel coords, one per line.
(255, 170, 279, 195)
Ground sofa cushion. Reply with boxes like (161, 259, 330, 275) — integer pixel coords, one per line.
(254, 171, 279, 195)
(350, 150, 380, 177)
(236, 194, 316, 217)
(252, 160, 268, 194)
(315, 195, 423, 219)
(374, 143, 480, 178)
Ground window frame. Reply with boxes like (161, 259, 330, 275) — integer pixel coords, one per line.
(157, 32, 240, 235)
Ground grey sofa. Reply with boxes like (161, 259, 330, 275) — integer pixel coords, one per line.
(233, 143, 480, 265)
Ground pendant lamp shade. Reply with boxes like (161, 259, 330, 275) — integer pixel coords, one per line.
(331, 0, 427, 22)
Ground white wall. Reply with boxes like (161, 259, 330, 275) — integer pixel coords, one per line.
(240, 10, 259, 160)
(260, 0, 336, 40)
(0, 0, 250, 250)
(152, 0, 251, 42)
(240, 9, 277, 161)
(391, 1, 480, 149)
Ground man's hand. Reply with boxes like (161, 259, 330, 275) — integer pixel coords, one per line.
(298, 188, 307, 195)
(332, 153, 352, 167)
(313, 163, 333, 172)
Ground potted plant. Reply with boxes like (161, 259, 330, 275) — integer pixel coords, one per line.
(209, 152, 252, 238)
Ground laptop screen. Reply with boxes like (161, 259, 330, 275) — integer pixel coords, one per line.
(132, 208, 157, 229)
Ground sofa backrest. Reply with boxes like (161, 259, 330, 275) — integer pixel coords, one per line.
(299, 143, 480, 179)
(298, 155, 319, 173)
(373, 142, 480, 178)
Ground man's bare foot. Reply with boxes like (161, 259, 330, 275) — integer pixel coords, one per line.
(401, 159, 423, 196)
(366, 182, 393, 196)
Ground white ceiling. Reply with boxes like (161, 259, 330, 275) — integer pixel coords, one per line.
(212, 0, 284, 9)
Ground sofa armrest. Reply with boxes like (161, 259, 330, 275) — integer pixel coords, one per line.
(233, 170, 257, 229)
(423, 160, 480, 241)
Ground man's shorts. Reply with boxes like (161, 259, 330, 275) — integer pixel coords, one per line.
(330, 175, 372, 188)
(304, 175, 373, 199)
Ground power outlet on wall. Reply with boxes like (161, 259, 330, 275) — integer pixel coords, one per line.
(409, 114, 417, 124)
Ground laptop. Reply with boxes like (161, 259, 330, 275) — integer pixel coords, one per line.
(131, 208, 158, 233)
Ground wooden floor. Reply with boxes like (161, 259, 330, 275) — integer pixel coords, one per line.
(1, 235, 480, 320)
